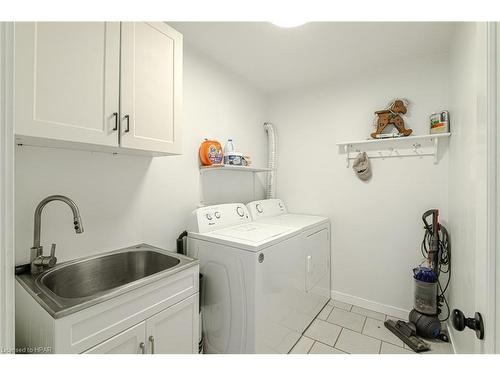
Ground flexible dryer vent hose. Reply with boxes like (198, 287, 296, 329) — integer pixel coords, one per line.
(263, 122, 277, 199)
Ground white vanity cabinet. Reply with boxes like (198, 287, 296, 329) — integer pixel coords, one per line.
(16, 264, 199, 354)
(144, 294, 199, 354)
(84, 294, 198, 354)
(13, 22, 182, 156)
(84, 322, 147, 354)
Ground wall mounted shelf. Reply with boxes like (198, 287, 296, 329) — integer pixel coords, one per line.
(198, 165, 271, 206)
(336, 133, 451, 167)
(199, 165, 271, 173)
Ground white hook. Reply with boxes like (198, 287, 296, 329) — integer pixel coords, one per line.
(412, 143, 421, 155)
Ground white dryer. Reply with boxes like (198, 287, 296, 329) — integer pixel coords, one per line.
(246, 199, 331, 309)
(187, 203, 315, 354)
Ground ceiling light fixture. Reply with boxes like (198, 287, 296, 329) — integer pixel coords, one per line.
(271, 21, 307, 28)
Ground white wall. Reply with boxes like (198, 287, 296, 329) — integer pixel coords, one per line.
(448, 22, 491, 354)
(267, 53, 450, 316)
(14, 44, 267, 265)
(1, 21, 15, 352)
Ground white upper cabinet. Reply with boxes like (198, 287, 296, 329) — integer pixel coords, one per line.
(13, 22, 183, 156)
(14, 22, 121, 147)
(120, 22, 183, 155)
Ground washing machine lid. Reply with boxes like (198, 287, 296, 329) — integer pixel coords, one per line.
(189, 222, 298, 252)
(257, 214, 329, 231)
(215, 223, 292, 242)
(246, 199, 329, 231)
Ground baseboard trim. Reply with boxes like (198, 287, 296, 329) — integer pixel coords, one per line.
(331, 290, 410, 320)
(446, 322, 457, 354)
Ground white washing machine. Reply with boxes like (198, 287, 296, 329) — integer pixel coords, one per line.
(187, 203, 316, 354)
(246, 199, 331, 308)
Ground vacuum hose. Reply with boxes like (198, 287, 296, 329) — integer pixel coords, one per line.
(263, 122, 277, 199)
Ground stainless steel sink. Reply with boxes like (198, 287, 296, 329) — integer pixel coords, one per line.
(40, 250, 181, 299)
(16, 244, 198, 318)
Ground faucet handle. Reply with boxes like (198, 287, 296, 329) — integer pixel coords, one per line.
(31, 243, 57, 271)
(43, 244, 57, 268)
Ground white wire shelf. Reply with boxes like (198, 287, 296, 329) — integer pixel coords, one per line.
(199, 165, 271, 173)
(336, 133, 451, 167)
(198, 164, 271, 207)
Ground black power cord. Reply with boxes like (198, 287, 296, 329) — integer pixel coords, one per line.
(420, 224, 451, 322)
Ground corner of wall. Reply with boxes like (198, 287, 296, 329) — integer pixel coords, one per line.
(0, 21, 16, 352)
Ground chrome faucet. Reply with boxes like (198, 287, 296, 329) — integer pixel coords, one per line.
(30, 195, 84, 274)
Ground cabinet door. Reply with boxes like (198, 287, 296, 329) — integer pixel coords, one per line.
(120, 22, 182, 155)
(14, 22, 120, 146)
(83, 322, 146, 354)
(145, 293, 198, 354)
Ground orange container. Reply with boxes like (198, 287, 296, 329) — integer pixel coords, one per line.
(199, 139, 223, 166)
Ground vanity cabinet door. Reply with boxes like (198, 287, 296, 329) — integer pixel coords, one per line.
(120, 22, 183, 155)
(83, 322, 146, 354)
(14, 22, 121, 147)
(145, 293, 198, 354)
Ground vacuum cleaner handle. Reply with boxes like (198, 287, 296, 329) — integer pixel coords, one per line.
(422, 209, 439, 235)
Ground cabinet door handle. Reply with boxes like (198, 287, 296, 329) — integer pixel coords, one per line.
(124, 114, 130, 133)
(139, 342, 145, 354)
(112, 112, 118, 131)
(148, 335, 155, 354)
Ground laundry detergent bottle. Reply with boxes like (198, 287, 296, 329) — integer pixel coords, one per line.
(223, 139, 243, 165)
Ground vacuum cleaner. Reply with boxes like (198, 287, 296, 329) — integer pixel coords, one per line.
(385, 209, 450, 352)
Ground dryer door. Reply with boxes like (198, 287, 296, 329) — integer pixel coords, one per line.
(254, 234, 307, 353)
(187, 238, 251, 354)
(304, 224, 331, 299)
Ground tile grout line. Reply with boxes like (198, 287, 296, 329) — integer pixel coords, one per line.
(331, 306, 370, 325)
(335, 324, 383, 354)
(360, 315, 367, 333)
(332, 327, 343, 349)
(325, 306, 336, 321)
(351, 304, 387, 321)
(306, 340, 316, 354)
(288, 337, 301, 354)
(305, 323, 344, 352)
(318, 305, 334, 321)
(359, 317, 406, 348)
(361, 331, 405, 348)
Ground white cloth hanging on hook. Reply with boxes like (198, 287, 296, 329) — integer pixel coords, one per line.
(352, 152, 372, 181)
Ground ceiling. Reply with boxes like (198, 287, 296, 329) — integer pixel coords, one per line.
(170, 22, 456, 93)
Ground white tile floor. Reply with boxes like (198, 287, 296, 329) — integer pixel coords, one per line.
(289, 299, 454, 354)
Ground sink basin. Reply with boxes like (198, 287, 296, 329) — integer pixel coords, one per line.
(16, 244, 198, 318)
(40, 250, 181, 299)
